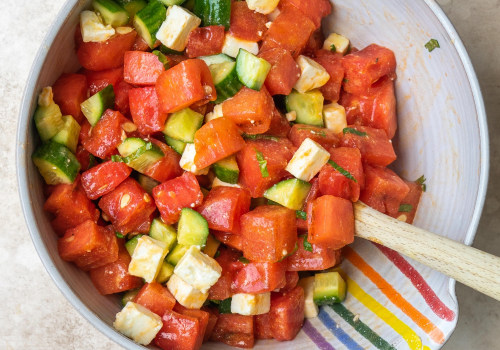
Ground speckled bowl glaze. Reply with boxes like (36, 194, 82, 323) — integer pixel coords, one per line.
(17, 0, 489, 349)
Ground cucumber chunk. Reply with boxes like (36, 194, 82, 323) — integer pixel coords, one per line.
(116, 0, 147, 18)
(32, 141, 81, 185)
(34, 102, 64, 142)
(164, 135, 187, 154)
(80, 84, 115, 126)
(163, 108, 204, 143)
(125, 234, 144, 256)
(313, 271, 346, 305)
(193, 0, 231, 29)
(177, 208, 209, 247)
(199, 53, 233, 66)
(158, 0, 186, 5)
(166, 244, 190, 266)
(210, 61, 243, 103)
(149, 218, 177, 252)
(264, 178, 312, 210)
(203, 234, 220, 258)
(152, 50, 170, 69)
(121, 289, 140, 306)
(133, 0, 167, 48)
(286, 89, 325, 127)
(118, 137, 164, 173)
(52, 115, 81, 153)
(212, 155, 239, 184)
(236, 49, 272, 91)
(156, 261, 175, 283)
(93, 0, 130, 27)
(137, 174, 160, 194)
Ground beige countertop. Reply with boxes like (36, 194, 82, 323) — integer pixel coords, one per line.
(1, 0, 498, 349)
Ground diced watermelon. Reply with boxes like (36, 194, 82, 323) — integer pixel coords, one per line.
(287, 235, 339, 271)
(254, 312, 273, 339)
(258, 48, 301, 96)
(124, 51, 165, 86)
(313, 49, 345, 102)
(129, 86, 168, 135)
(388, 180, 424, 224)
(81, 161, 132, 200)
(154, 309, 204, 350)
(282, 271, 299, 292)
(210, 314, 254, 349)
(212, 231, 244, 252)
(229, 1, 267, 41)
(279, 0, 332, 29)
(303, 29, 324, 56)
(288, 124, 340, 150)
(133, 282, 176, 316)
(208, 247, 240, 300)
(76, 146, 94, 171)
(144, 139, 183, 183)
(232, 260, 287, 294)
(265, 107, 292, 137)
(173, 304, 210, 344)
(202, 307, 219, 341)
(186, 26, 225, 58)
(269, 286, 305, 341)
(114, 81, 133, 116)
(52, 73, 88, 124)
(84, 67, 123, 95)
(296, 178, 320, 230)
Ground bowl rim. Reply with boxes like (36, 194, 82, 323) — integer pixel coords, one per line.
(16, 0, 490, 349)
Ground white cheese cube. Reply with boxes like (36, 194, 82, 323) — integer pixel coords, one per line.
(156, 5, 201, 51)
(285, 138, 330, 182)
(180, 143, 210, 175)
(129, 236, 168, 283)
(174, 246, 222, 293)
(80, 10, 115, 43)
(205, 103, 224, 123)
(212, 177, 241, 188)
(294, 56, 330, 94)
(298, 277, 319, 318)
(231, 293, 271, 315)
(323, 33, 350, 55)
(222, 33, 259, 58)
(323, 103, 347, 133)
(38, 87, 54, 107)
(246, 0, 280, 15)
(167, 273, 209, 309)
(113, 302, 163, 345)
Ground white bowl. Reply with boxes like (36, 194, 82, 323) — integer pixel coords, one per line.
(17, 0, 489, 349)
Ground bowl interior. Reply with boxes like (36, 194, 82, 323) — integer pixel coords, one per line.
(17, 0, 488, 349)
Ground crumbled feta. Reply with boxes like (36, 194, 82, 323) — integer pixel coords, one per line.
(323, 103, 347, 133)
(222, 33, 259, 58)
(128, 236, 168, 283)
(113, 302, 163, 345)
(180, 143, 210, 175)
(231, 293, 271, 315)
(285, 138, 330, 182)
(205, 103, 224, 123)
(285, 111, 297, 122)
(246, 0, 280, 15)
(174, 246, 222, 293)
(294, 55, 331, 93)
(156, 5, 201, 51)
(323, 33, 350, 55)
(167, 273, 209, 309)
(80, 10, 115, 43)
(298, 277, 319, 318)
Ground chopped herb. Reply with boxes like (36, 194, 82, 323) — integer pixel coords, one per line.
(255, 149, 269, 178)
(416, 175, 427, 192)
(343, 78, 349, 83)
(376, 57, 379, 63)
(297, 128, 327, 137)
(238, 256, 250, 264)
(399, 204, 413, 213)
(218, 298, 232, 314)
(243, 134, 280, 142)
(152, 50, 170, 69)
(343, 127, 367, 137)
(330, 44, 337, 53)
(111, 155, 123, 163)
(88, 154, 96, 169)
(328, 160, 357, 183)
(296, 210, 307, 220)
(425, 39, 440, 52)
(115, 232, 124, 239)
(214, 250, 220, 259)
(302, 235, 313, 252)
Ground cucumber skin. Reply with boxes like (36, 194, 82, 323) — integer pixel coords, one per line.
(149, 218, 177, 252)
(122, 142, 164, 173)
(34, 103, 64, 142)
(210, 62, 243, 103)
(212, 156, 239, 184)
(32, 141, 81, 185)
(134, 0, 167, 48)
(158, 0, 185, 5)
(264, 178, 312, 210)
(93, 0, 130, 27)
(313, 272, 346, 305)
(80, 84, 115, 126)
(285, 90, 325, 127)
(236, 49, 272, 91)
(164, 135, 186, 155)
(116, 0, 147, 18)
(125, 234, 144, 256)
(193, 0, 231, 30)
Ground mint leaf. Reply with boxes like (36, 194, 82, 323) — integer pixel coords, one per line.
(328, 160, 357, 183)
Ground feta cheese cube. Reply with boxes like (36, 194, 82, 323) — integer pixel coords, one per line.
(128, 236, 169, 283)
(298, 277, 319, 318)
(212, 177, 241, 188)
(204, 103, 224, 123)
(167, 273, 209, 309)
(180, 143, 210, 175)
(323, 33, 350, 55)
(222, 33, 259, 58)
(80, 10, 115, 43)
(323, 102, 347, 133)
(231, 293, 271, 315)
(174, 246, 222, 293)
(285, 138, 330, 182)
(294, 55, 330, 93)
(246, 0, 280, 15)
(156, 5, 201, 51)
(113, 302, 163, 345)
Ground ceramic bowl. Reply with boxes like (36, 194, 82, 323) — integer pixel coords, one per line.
(17, 0, 489, 349)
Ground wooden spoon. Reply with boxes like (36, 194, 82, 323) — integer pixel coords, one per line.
(354, 201, 500, 301)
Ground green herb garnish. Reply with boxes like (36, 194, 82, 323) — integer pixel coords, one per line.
(111, 155, 123, 163)
(218, 298, 232, 314)
(297, 128, 327, 137)
(243, 134, 279, 142)
(343, 78, 349, 83)
(399, 204, 413, 213)
(330, 44, 337, 53)
(238, 256, 250, 264)
(267, 199, 281, 206)
(328, 160, 357, 183)
(343, 127, 367, 137)
(425, 39, 440, 52)
(88, 154, 96, 169)
(115, 232, 124, 239)
(214, 250, 220, 259)
(302, 235, 313, 252)
(255, 149, 269, 178)
(416, 175, 427, 192)
(296, 210, 307, 220)
(152, 50, 170, 69)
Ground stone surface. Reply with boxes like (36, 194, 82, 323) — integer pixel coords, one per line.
(0, 0, 498, 349)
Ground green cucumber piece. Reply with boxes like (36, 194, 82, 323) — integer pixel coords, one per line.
(156, 261, 175, 283)
(125, 234, 144, 256)
(212, 155, 239, 184)
(199, 53, 233, 66)
(313, 272, 346, 305)
(118, 138, 164, 173)
(264, 178, 312, 210)
(149, 218, 177, 252)
(177, 208, 209, 247)
(80, 85, 115, 126)
(137, 174, 160, 194)
(203, 234, 220, 258)
(217, 297, 232, 313)
(159, 45, 184, 56)
(236, 49, 271, 91)
(32, 141, 81, 185)
(52, 115, 81, 153)
(152, 50, 170, 69)
(34, 102, 64, 142)
(164, 135, 187, 154)
(193, 0, 231, 29)
(121, 289, 140, 306)
(93, 0, 130, 27)
(133, 0, 167, 48)
(183, 0, 195, 11)
(159, 0, 185, 5)
(209, 61, 243, 103)
(166, 244, 190, 266)
(163, 108, 204, 143)
(285, 90, 325, 127)
(116, 0, 147, 18)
